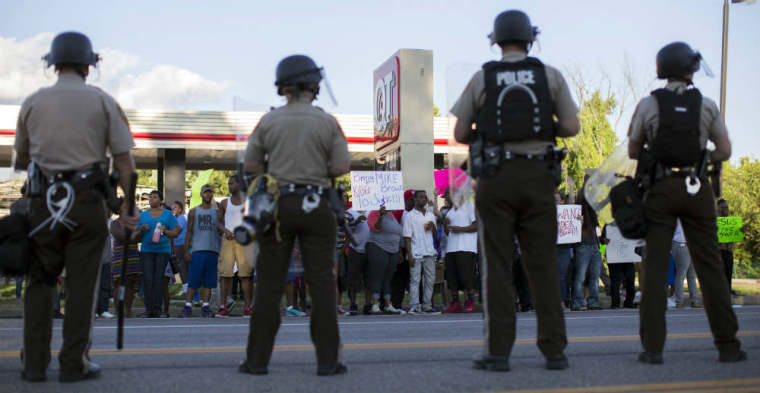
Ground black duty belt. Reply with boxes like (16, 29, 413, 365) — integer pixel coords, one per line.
(503, 151, 553, 161)
(662, 165, 698, 177)
(279, 184, 327, 197)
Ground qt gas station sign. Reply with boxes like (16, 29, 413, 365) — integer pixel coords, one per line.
(373, 55, 400, 153)
(372, 49, 434, 195)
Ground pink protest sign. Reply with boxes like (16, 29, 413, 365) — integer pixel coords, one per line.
(434, 168, 468, 196)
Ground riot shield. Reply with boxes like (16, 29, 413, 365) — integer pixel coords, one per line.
(444, 62, 481, 208)
(583, 139, 638, 224)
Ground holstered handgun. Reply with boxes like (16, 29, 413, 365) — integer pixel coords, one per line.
(468, 130, 485, 179)
(105, 170, 123, 214)
(549, 146, 567, 187)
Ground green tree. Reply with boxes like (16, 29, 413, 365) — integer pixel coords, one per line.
(721, 158, 760, 278)
(185, 170, 237, 196)
(137, 169, 158, 188)
(556, 89, 619, 192)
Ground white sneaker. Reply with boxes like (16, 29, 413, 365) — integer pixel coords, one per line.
(96, 311, 115, 319)
(408, 306, 421, 315)
(371, 303, 381, 314)
(384, 304, 403, 314)
(667, 296, 676, 309)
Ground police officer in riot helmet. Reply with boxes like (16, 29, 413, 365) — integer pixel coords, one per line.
(628, 42, 744, 364)
(14, 32, 138, 382)
(239, 54, 351, 376)
(451, 10, 580, 371)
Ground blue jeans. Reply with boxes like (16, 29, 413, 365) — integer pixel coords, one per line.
(557, 247, 572, 302)
(572, 242, 601, 308)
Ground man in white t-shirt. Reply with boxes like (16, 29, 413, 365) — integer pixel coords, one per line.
(403, 190, 439, 314)
(216, 175, 257, 317)
(442, 192, 478, 313)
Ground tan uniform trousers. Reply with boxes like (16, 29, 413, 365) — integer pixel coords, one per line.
(640, 176, 741, 355)
(23, 190, 106, 376)
(475, 160, 567, 359)
(244, 194, 341, 369)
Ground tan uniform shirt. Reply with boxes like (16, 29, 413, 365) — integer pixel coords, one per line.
(245, 98, 351, 187)
(628, 81, 728, 150)
(14, 71, 135, 175)
(449, 51, 578, 155)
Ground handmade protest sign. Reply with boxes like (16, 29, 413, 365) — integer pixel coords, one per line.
(350, 171, 404, 211)
(717, 216, 744, 243)
(557, 204, 582, 244)
(605, 224, 643, 263)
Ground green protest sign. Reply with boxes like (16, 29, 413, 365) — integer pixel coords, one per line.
(717, 216, 744, 243)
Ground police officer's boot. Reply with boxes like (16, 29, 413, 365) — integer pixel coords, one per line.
(719, 350, 747, 363)
(317, 362, 348, 376)
(638, 352, 664, 364)
(472, 354, 510, 372)
(545, 353, 569, 370)
(59, 362, 100, 382)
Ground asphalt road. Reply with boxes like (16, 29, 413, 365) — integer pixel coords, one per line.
(1, 306, 759, 393)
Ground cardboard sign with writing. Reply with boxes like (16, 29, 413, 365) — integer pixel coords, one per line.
(350, 171, 404, 211)
(717, 216, 744, 243)
(557, 204, 582, 244)
(605, 225, 643, 263)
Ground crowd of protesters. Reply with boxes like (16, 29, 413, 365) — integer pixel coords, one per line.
(8, 175, 742, 319)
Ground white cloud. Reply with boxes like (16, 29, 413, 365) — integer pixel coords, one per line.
(0, 33, 56, 104)
(108, 65, 229, 109)
(0, 32, 229, 109)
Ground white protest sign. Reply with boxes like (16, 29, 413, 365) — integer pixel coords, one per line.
(605, 225, 642, 263)
(350, 171, 404, 211)
(557, 204, 582, 244)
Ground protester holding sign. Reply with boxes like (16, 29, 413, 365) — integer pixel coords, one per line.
(555, 193, 574, 309)
(717, 199, 741, 295)
(602, 223, 638, 309)
(572, 182, 602, 311)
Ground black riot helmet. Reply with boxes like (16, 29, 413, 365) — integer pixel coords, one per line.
(43, 32, 100, 67)
(489, 10, 539, 45)
(656, 42, 702, 80)
(275, 55, 323, 94)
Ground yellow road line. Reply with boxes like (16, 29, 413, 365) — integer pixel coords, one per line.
(492, 377, 760, 393)
(0, 330, 758, 359)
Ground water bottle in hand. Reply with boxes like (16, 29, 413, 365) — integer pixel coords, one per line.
(152, 222, 162, 243)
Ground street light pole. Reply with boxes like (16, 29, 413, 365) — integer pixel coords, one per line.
(720, 0, 729, 119)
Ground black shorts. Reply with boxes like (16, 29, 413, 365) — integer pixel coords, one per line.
(445, 251, 477, 291)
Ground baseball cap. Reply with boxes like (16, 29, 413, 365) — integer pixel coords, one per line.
(201, 184, 214, 194)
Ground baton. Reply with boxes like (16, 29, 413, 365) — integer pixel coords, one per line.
(117, 173, 137, 350)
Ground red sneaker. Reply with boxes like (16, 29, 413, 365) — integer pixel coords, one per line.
(464, 300, 476, 313)
(242, 305, 252, 317)
(443, 301, 462, 313)
(215, 307, 230, 318)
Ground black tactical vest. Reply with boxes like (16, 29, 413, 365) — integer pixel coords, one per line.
(650, 88, 703, 167)
(476, 57, 556, 144)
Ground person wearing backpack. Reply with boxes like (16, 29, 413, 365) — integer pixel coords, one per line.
(627, 42, 744, 365)
(451, 10, 580, 371)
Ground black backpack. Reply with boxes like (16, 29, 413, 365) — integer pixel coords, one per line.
(609, 179, 647, 239)
(651, 88, 702, 167)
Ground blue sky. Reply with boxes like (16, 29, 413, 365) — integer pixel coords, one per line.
(1, 0, 758, 161)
